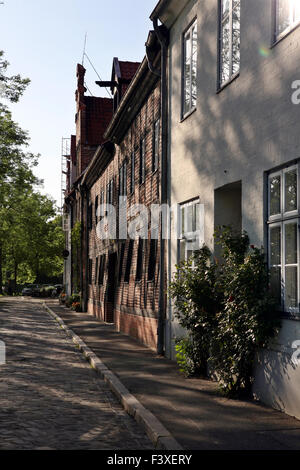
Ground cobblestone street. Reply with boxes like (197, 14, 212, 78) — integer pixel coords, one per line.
(0, 297, 153, 450)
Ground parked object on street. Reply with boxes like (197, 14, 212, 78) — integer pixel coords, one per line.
(21, 285, 39, 296)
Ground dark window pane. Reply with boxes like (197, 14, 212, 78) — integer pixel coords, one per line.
(270, 266, 282, 305)
(285, 223, 298, 265)
(148, 239, 157, 281)
(285, 266, 298, 309)
(285, 169, 297, 212)
(179, 239, 186, 262)
(118, 243, 125, 283)
(270, 175, 281, 215)
(124, 240, 134, 282)
(136, 238, 144, 281)
(270, 226, 281, 266)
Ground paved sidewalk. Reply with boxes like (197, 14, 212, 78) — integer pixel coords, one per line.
(0, 298, 153, 450)
(46, 300, 300, 450)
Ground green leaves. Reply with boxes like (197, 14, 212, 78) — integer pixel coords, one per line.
(0, 51, 30, 103)
(2, 190, 64, 284)
(170, 226, 281, 397)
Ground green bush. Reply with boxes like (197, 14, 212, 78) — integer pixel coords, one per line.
(169, 226, 281, 397)
(175, 336, 205, 377)
(169, 245, 221, 376)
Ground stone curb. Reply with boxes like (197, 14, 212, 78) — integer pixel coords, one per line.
(43, 303, 183, 451)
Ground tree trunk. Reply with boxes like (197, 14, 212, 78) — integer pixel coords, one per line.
(14, 261, 18, 293)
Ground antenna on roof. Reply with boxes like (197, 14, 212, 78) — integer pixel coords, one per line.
(83, 52, 112, 98)
(84, 81, 94, 97)
(82, 32, 87, 66)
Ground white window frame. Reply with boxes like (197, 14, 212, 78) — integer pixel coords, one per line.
(178, 198, 204, 265)
(268, 163, 300, 314)
(218, 0, 240, 89)
(182, 18, 197, 118)
(274, 0, 300, 41)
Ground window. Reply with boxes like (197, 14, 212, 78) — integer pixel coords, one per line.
(118, 242, 125, 283)
(106, 179, 114, 206)
(218, 0, 240, 88)
(139, 138, 146, 184)
(88, 259, 93, 285)
(88, 204, 93, 230)
(148, 239, 158, 281)
(119, 161, 127, 197)
(275, 0, 300, 40)
(99, 190, 105, 221)
(182, 19, 197, 117)
(178, 199, 203, 263)
(98, 254, 106, 286)
(130, 151, 135, 193)
(136, 238, 144, 282)
(153, 119, 160, 172)
(95, 257, 99, 285)
(268, 164, 299, 314)
(124, 240, 134, 282)
(95, 196, 99, 225)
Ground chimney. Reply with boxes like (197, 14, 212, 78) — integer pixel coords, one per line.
(76, 64, 86, 107)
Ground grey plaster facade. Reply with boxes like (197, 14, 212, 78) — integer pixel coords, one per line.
(157, 0, 300, 420)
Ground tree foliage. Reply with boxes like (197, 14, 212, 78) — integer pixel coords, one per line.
(0, 51, 63, 289)
(0, 50, 30, 104)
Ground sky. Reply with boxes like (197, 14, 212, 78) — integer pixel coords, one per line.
(0, 0, 158, 208)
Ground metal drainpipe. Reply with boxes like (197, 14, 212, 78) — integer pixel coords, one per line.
(85, 187, 90, 313)
(79, 187, 84, 301)
(151, 19, 169, 356)
(80, 183, 89, 312)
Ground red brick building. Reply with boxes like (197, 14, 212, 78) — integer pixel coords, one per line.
(64, 31, 165, 351)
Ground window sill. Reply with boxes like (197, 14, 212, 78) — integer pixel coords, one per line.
(180, 106, 196, 123)
(272, 21, 300, 48)
(217, 72, 240, 94)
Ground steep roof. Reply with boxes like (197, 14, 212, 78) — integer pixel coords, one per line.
(118, 61, 141, 81)
(84, 96, 113, 146)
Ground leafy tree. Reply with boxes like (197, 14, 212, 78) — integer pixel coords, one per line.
(0, 50, 30, 103)
(0, 51, 40, 292)
(3, 191, 64, 286)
